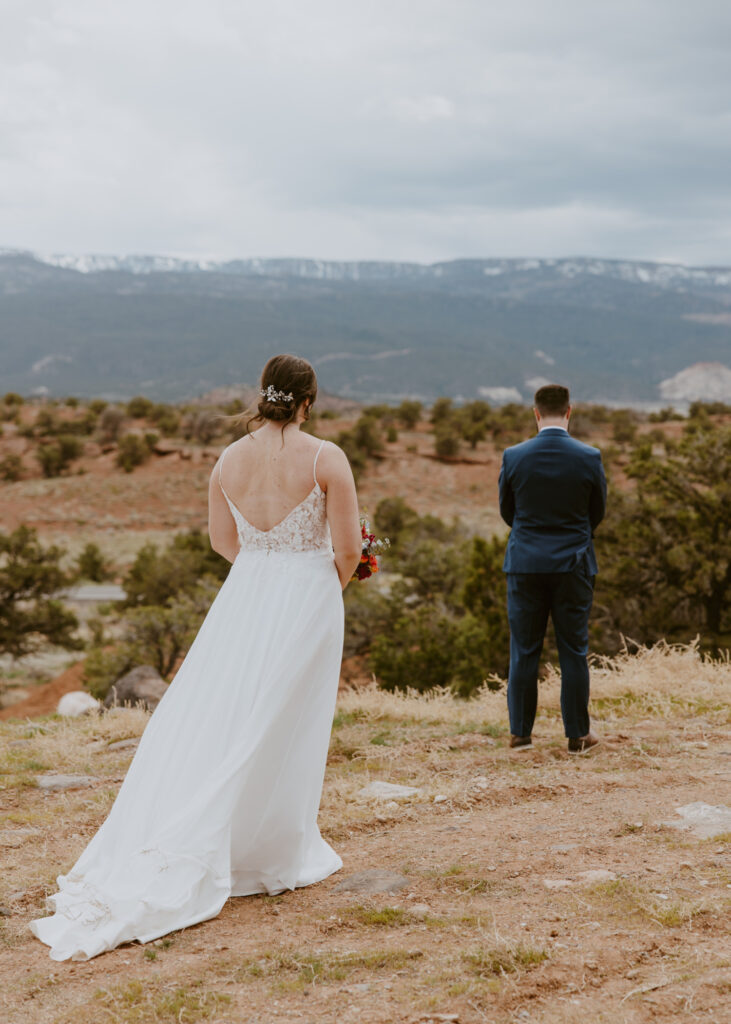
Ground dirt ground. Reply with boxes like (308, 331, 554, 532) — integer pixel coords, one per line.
(1, 644, 729, 1024)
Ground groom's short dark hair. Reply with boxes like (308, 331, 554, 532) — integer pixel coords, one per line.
(534, 384, 570, 416)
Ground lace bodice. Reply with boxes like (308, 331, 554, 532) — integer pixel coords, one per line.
(219, 441, 332, 554)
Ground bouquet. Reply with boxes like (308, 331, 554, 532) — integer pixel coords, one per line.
(352, 514, 390, 581)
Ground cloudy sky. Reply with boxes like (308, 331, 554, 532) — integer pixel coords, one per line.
(2, 0, 730, 264)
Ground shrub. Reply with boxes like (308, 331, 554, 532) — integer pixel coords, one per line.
(649, 407, 684, 423)
(84, 581, 219, 698)
(61, 409, 98, 436)
(351, 415, 384, 455)
(434, 422, 461, 458)
(149, 403, 180, 436)
(457, 400, 492, 448)
(574, 403, 612, 425)
(76, 542, 112, 582)
(362, 404, 392, 420)
(611, 409, 639, 444)
(181, 409, 221, 444)
(593, 423, 731, 651)
(360, 502, 509, 696)
(430, 397, 454, 424)
(122, 531, 229, 609)
(126, 395, 153, 419)
(1, 403, 20, 423)
(489, 403, 534, 443)
(99, 405, 125, 442)
(36, 434, 83, 477)
(34, 408, 58, 436)
(85, 532, 230, 698)
(336, 415, 384, 479)
(374, 497, 420, 547)
(0, 525, 80, 656)
(301, 411, 320, 436)
(459, 419, 487, 448)
(343, 585, 393, 658)
(370, 603, 504, 696)
(370, 604, 460, 693)
(567, 412, 594, 439)
(0, 454, 22, 481)
(396, 400, 422, 429)
(689, 400, 731, 418)
(116, 433, 150, 472)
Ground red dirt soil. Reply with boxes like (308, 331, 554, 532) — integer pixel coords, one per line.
(0, 661, 86, 721)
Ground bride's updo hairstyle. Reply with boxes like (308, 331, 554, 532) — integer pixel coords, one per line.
(246, 354, 318, 434)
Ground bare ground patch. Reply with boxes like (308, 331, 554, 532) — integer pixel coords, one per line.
(0, 644, 729, 1023)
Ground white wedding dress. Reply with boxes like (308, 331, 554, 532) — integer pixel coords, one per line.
(31, 440, 344, 961)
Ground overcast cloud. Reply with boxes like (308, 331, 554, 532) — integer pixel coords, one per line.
(1, 0, 730, 264)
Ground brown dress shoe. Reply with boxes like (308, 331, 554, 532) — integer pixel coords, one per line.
(568, 731, 600, 754)
(510, 734, 533, 750)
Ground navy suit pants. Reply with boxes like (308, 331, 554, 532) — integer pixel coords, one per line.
(506, 566, 594, 739)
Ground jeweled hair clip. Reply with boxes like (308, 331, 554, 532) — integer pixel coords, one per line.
(260, 385, 294, 402)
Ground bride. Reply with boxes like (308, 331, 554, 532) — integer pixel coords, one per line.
(30, 354, 362, 961)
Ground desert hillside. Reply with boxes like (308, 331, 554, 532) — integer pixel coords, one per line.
(0, 415, 505, 557)
(0, 393, 695, 572)
(1, 394, 729, 1022)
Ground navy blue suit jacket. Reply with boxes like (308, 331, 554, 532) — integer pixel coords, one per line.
(499, 427, 607, 574)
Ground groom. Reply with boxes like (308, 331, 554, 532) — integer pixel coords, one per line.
(498, 385, 607, 753)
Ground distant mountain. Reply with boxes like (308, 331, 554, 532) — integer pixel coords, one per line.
(1, 249, 730, 404)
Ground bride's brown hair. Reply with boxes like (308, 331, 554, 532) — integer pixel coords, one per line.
(245, 354, 318, 434)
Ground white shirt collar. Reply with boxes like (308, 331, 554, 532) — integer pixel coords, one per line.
(538, 424, 568, 432)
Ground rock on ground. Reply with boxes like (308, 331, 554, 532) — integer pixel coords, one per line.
(104, 665, 168, 711)
(543, 869, 617, 889)
(57, 691, 100, 717)
(106, 737, 140, 751)
(357, 780, 422, 800)
(666, 802, 731, 838)
(333, 869, 410, 894)
(35, 774, 97, 792)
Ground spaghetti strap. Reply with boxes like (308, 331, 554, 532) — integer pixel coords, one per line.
(313, 439, 327, 487)
(218, 444, 231, 494)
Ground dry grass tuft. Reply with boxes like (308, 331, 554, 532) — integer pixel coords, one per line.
(563, 640, 729, 722)
(58, 978, 231, 1024)
(463, 942, 548, 976)
(0, 707, 150, 786)
(337, 679, 506, 729)
(338, 641, 730, 730)
(216, 946, 425, 990)
(590, 877, 715, 928)
(341, 904, 411, 927)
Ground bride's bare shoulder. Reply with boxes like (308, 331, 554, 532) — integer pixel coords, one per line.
(209, 435, 251, 479)
(311, 436, 353, 479)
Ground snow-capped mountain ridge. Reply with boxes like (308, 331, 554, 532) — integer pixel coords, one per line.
(3, 248, 731, 289)
(1, 247, 729, 404)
